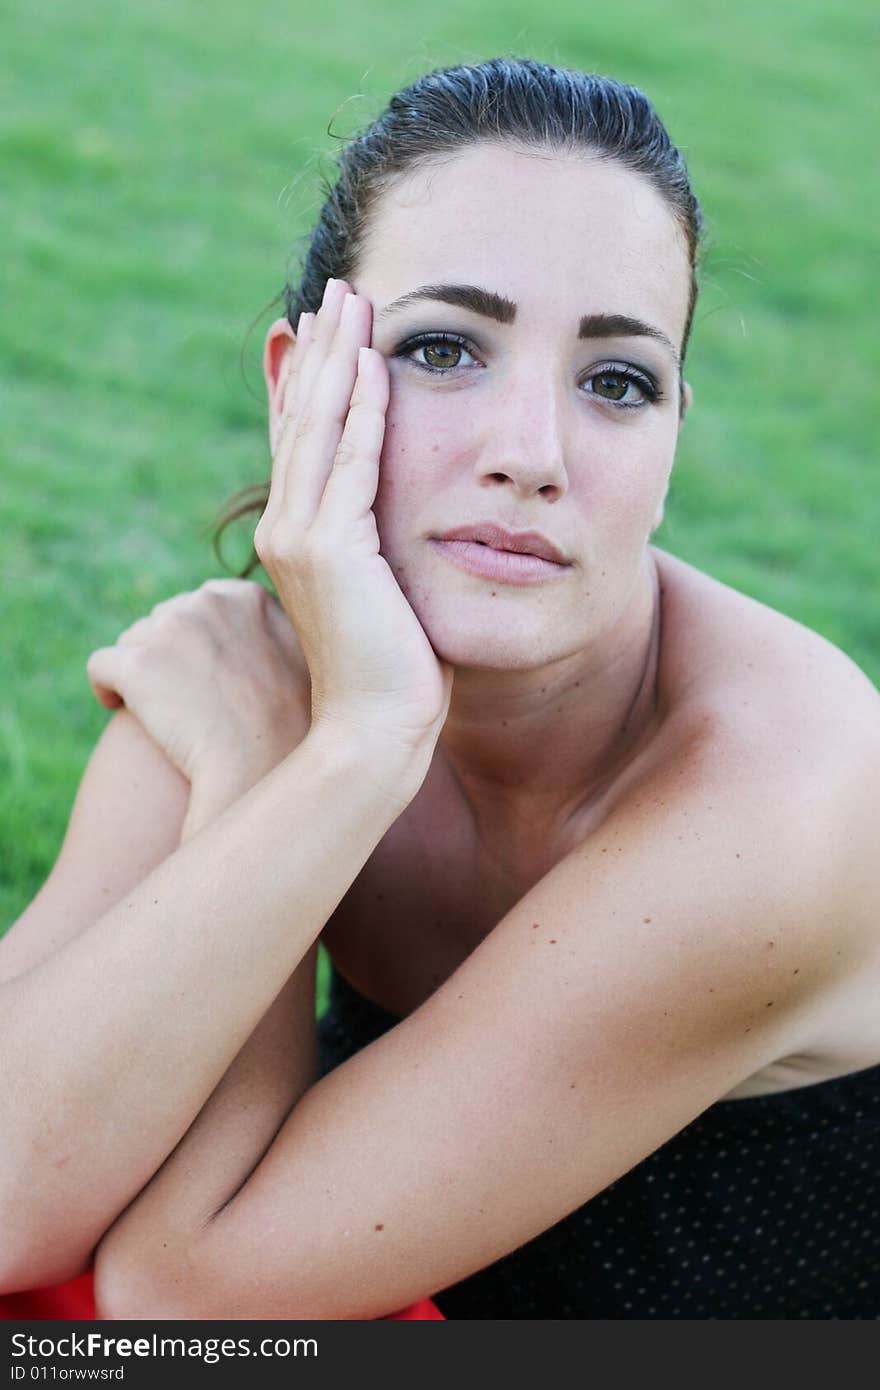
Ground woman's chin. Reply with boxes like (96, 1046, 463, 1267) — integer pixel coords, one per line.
(419, 607, 570, 673)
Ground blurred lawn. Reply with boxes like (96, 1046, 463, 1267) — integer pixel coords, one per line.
(2, 0, 878, 972)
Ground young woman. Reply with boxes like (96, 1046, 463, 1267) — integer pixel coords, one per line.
(1, 58, 878, 1320)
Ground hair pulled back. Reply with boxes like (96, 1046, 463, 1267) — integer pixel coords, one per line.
(215, 56, 703, 573)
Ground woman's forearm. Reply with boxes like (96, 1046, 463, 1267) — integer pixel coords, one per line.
(92, 945, 320, 1283)
(0, 726, 422, 1290)
(103, 788, 322, 1236)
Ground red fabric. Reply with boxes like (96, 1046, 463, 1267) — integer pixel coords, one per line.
(0, 1272, 96, 1320)
(0, 1270, 444, 1320)
(382, 1295, 445, 1320)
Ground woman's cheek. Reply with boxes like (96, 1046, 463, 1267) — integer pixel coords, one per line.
(373, 403, 426, 563)
(377, 384, 460, 513)
(590, 435, 675, 541)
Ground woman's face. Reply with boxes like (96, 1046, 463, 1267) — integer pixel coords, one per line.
(354, 144, 691, 670)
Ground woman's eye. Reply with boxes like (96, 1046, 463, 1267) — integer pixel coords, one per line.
(398, 335, 478, 374)
(422, 341, 467, 370)
(585, 368, 657, 408)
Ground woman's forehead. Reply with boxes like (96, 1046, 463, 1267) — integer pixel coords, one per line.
(358, 144, 690, 343)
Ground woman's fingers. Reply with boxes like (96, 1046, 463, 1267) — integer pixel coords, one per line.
(251, 282, 449, 749)
(85, 647, 130, 709)
(320, 346, 390, 523)
(254, 277, 392, 684)
(285, 279, 349, 435)
(278, 287, 373, 527)
(265, 279, 348, 525)
(262, 279, 378, 536)
(88, 620, 155, 705)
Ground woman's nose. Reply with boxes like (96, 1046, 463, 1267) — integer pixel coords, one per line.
(472, 375, 570, 500)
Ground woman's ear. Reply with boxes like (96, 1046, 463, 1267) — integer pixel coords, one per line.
(652, 382, 693, 532)
(679, 380, 693, 429)
(650, 487, 669, 536)
(264, 317, 298, 453)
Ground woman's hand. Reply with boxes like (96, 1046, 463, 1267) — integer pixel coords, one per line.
(254, 278, 454, 761)
(85, 579, 310, 789)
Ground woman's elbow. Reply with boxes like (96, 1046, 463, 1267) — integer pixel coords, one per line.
(93, 1227, 214, 1321)
(0, 1237, 92, 1300)
(0, 1190, 94, 1296)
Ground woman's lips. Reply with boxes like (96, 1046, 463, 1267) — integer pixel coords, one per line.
(429, 538, 570, 585)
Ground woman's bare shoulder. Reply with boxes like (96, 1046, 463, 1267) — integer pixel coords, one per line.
(651, 546, 878, 917)
(654, 546, 880, 749)
(653, 548, 879, 1023)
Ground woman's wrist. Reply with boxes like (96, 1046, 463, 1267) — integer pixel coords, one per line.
(183, 721, 431, 842)
(181, 776, 251, 842)
(303, 717, 437, 810)
(182, 749, 283, 841)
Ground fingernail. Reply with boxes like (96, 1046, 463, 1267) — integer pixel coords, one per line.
(322, 278, 336, 306)
(341, 292, 358, 326)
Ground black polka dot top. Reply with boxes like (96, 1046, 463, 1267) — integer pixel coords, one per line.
(317, 963, 880, 1319)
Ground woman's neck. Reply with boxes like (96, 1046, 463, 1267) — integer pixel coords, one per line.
(436, 552, 663, 854)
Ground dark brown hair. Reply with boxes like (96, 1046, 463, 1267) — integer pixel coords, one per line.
(214, 56, 704, 575)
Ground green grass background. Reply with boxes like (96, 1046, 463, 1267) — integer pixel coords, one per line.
(2, 0, 878, 986)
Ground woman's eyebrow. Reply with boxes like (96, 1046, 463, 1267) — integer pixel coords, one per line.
(376, 283, 516, 326)
(375, 284, 680, 370)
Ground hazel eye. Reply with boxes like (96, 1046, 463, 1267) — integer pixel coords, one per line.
(592, 371, 641, 403)
(584, 366, 659, 409)
(396, 333, 478, 375)
(422, 341, 465, 370)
